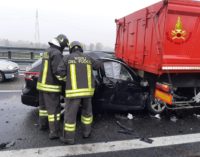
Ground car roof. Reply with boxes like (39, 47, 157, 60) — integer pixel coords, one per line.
(86, 51, 115, 60)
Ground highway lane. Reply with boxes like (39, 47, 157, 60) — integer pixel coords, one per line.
(1, 77, 200, 156)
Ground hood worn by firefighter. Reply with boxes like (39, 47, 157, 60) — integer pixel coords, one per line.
(36, 34, 69, 139)
(57, 41, 101, 144)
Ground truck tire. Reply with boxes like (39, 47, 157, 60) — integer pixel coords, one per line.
(147, 96, 166, 114)
(0, 71, 5, 82)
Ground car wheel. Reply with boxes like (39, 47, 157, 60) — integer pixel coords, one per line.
(147, 96, 166, 114)
(0, 71, 5, 82)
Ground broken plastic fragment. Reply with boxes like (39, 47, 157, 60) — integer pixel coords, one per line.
(127, 113, 134, 120)
(153, 114, 161, 119)
(193, 114, 200, 119)
(170, 116, 178, 122)
(140, 137, 153, 144)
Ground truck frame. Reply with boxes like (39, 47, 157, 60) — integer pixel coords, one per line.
(115, 0, 200, 113)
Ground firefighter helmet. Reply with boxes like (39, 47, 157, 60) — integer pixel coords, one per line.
(49, 34, 69, 49)
(69, 41, 83, 53)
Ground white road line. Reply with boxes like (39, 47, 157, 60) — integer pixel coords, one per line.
(1, 133, 200, 157)
(0, 90, 21, 93)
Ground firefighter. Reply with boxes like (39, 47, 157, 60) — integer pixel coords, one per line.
(57, 41, 101, 144)
(37, 34, 69, 139)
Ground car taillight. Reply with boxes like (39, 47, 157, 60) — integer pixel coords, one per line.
(156, 83, 170, 93)
(24, 72, 40, 81)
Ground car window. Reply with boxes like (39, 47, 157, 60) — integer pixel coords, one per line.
(103, 61, 133, 81)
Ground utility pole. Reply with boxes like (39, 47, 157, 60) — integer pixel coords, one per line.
(35, 9, 40, 46)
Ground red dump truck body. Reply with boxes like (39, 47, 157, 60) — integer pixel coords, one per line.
(115, 0, 200, 75)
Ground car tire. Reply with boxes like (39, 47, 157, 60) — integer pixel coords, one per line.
(147, 95, 166, 114)
(0, 71, 5, 82)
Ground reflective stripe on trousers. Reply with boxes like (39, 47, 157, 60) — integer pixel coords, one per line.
(81, 115, 93, 125)
(39, 110, 48, 117)
(64, 123, 76, 132)
(48, 114, 61, 122)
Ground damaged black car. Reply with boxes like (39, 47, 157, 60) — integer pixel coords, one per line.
(21, 51, 159, 113)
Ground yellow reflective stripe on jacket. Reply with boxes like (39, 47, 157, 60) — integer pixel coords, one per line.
(66, 88, 95, 94)
(65, 88, 95, 97)
(48, 114, 55, 122)
(39, 110, 48, 117)
(81, 115, 93, 125)
(64, 123, 76, 132)
(37, 82, 61, 92)
(66, 91, 94, 98)
(37, 82, 61, 89)
(87, 64, 92, 89)
(42, 60, 48, 84)
(70, 64, 77, 90)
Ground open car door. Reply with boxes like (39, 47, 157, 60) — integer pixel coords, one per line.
(93, 59, 148, 111)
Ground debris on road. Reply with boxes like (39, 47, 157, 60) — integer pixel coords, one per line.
(6, 141, 15, 148)
(170, 116, 178, 122)
(116, 121, 134, 132)
(0, 141, 15, 150)
(140, 137, 153, 144)
(154, 114, 161, 119)
(150, 114, 161, 120)
(193, 114, 200, 119)
(117, 130, 135, 135)
(117, 130, 140, 138)
(127, 113, 134, 120)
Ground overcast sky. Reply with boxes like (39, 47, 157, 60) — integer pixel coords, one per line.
(0, 0, 161, 48)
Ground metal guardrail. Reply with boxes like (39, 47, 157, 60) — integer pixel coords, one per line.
(0, 46, 114, 63)
(0, 46, 45, 63)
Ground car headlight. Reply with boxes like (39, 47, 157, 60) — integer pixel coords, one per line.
(7, 65, 14, 70)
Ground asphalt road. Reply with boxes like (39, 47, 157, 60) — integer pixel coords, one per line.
(1, 77, 200, 157)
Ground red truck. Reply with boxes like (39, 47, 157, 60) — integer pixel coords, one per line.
(115, 0, 200, 114)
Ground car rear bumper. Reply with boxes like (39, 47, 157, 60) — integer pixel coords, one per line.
(21, 94, 39, 107)
(21, 87, 39, 107)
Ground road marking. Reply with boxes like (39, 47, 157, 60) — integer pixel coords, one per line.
(0, 90, 21, 93)
(1, 133, 200, 157)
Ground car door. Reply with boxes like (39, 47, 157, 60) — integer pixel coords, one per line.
(94, 59, 147, 111)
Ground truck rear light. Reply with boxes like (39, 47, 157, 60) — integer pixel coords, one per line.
(156, 83, 170, 93)
(24, 72, 40, 81)
(155, 89, 173, 105)
(162, 66, 200, 70)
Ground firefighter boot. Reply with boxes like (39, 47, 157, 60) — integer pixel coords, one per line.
(39, 117, 48, 131)
(49, 122, 59, 140)
(82, 124, 92, 138)
(60, 131, 75, 145)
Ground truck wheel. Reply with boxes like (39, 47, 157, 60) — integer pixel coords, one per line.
(0, 71, 5, 82)
(147, 96, 166, 114)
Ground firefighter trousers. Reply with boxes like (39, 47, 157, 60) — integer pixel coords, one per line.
(63, 98, 93, 140)
(39, 91, 61, 133)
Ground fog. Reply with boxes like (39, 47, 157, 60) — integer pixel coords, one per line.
(0, 0, 161, 48)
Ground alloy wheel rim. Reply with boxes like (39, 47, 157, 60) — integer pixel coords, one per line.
(151, 99, 166, 112)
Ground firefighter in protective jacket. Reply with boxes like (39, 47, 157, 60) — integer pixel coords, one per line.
(57, 41, 101, 144)
(37, 34, 69, 139)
